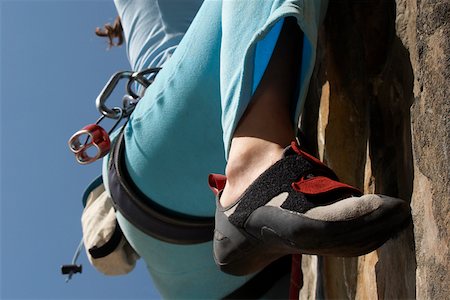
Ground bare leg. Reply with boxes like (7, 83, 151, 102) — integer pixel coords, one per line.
(220, 18, 303, 207)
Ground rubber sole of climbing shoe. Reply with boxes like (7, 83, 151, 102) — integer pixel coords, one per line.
(213, 194, 411, 276)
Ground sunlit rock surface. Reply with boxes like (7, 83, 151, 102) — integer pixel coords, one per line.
(298, 0, 449, 299)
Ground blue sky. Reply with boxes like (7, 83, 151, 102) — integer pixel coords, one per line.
(1, 1, 161, 298)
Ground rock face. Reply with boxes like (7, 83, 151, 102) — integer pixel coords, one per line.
(299, 0, 450, 299)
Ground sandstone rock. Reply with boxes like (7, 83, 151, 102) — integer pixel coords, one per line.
(299, 0, 449, 299)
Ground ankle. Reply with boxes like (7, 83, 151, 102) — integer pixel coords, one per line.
(226, 137, 286, 174)
(220, 137, 287, 207)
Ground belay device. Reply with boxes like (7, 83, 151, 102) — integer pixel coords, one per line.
(62, 68, 160, 282)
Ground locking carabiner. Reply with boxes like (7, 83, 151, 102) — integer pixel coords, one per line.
(96, 68, 161, 119)
(96, 71, 133, 119)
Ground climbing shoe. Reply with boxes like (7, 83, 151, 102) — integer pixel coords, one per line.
(209, 141, 411, 276)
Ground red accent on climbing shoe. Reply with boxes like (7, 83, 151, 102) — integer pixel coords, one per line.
(292, 176, 362, 196)
(291, 141, 325, 167)
(290, 141, 339, 180)
(208, 174, 227, 196)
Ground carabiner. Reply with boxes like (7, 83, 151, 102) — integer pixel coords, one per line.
(96, 71, 133, 119)
(126, 67, 161, 99)
(122, 95, 140, 117)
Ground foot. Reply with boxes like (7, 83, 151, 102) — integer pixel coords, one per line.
(209, 141, 412, 275)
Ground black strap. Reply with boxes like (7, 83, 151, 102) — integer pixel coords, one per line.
(108, 130, 215, 244)
(88, 220, 123, 259)
(223, 255, 291, 299)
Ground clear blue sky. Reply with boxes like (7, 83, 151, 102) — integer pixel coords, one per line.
(1, 0, 161, 299)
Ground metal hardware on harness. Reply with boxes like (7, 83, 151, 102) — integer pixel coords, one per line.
(68, 108, 124, 165)
(96, 71, 133, 119)
(69, 107, 123, 165)
(69, 67, 160, 165)
(126, 67, 161, 100)
(96, 67, 161, 119)
(68, 124, 111, 165)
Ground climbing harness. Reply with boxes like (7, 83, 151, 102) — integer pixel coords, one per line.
(62, 68, 159, 282)
(68, 67, 161, 164)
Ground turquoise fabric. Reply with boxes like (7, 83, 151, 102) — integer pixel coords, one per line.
(102, 0, 328, 298)
(116, 212, 255, 299)
(114, 0, 204, 70)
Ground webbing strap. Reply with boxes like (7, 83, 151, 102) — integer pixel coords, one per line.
(108, 130, 215, 244)
(88, 220, 123, 259)
(224, 255, 291, 299)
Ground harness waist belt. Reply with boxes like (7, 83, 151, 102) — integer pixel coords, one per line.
(108, 130, 215, 244)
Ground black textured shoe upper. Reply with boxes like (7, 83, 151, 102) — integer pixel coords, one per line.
(228, 144, 362, 228)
